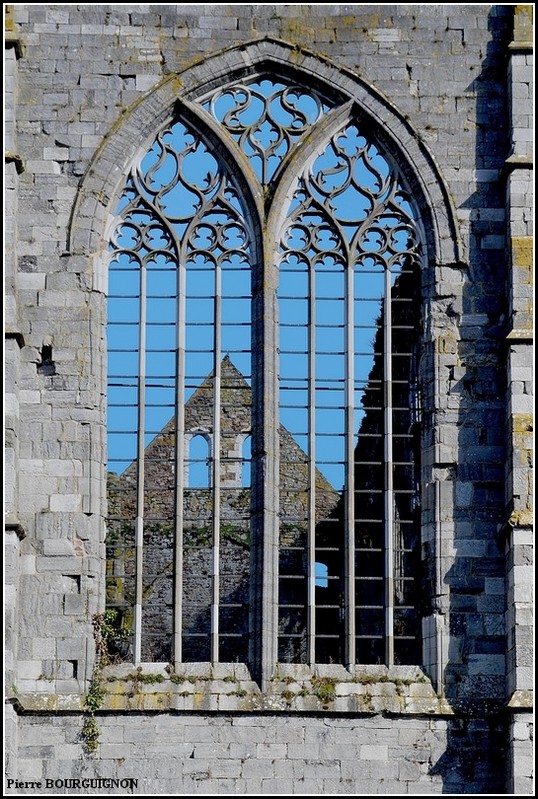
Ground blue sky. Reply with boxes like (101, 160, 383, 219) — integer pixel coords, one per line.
(107, 78, 417, 489)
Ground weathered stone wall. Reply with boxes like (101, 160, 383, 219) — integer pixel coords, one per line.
(503, 6, 534, 793)
(5, 3, 533, 794)
(14, 710, 507, 795)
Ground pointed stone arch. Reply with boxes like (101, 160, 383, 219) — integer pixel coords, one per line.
(69, 37, 461, 286)
(77, 36, 460, 684)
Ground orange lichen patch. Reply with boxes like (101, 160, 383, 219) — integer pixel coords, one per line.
(512, 237, 533, 278)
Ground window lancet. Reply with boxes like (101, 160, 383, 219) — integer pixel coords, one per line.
(106, 74, 423, 672)
(107, 119, 253, 664)
(277, 120, 422, 666)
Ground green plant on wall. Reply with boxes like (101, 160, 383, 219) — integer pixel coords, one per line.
(311, 676, 337, 705)
(81, 611, 127, 754)
(81, 715, 100, 754)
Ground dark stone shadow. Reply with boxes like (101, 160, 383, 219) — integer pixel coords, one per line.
(429, 7, 512, 793)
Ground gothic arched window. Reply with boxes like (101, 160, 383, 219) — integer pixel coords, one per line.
(106, 72, 423, 675)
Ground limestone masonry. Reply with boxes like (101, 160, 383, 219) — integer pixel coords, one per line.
(4, 4, 533, 794)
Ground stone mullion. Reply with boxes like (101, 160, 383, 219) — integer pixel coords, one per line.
(307, 263, 316, 665)
(134, 259, 147, 665)
(383, 268, 394, 667)
(344, 259, 356, 668)
(173, 255, 186, 668)
(249, 239, 279, 689)
(211, 259, 222, 662)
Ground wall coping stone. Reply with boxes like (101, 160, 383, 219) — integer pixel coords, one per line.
(12, 664, 513, 716)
